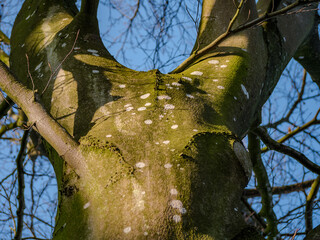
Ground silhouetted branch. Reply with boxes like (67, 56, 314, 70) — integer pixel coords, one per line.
(14, 130, 29, 240)
(305, 176, 320, 234)
(248, 122, 278, 237)
(253, 127, 320, 175)
(244, 179, 317, 197)
(262, 108, 320, 153)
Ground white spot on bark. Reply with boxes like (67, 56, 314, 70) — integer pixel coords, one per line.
(123, 227, 132, 234)
(241, 84, 249, 99)
(35, 62, 43, 71)
(61, 43, 67, 48)
(186, 94, 194, 98)
(190, 71, 203, 76)
(83, 202, 90, 209)
(172, 82, 182, 86)
(138, 107, 146, 111)
(106, 134, 112, 138)
(136, 162, 146, 168)
(170, 200, 183, 209)
(157, 95, 171, 100)
(163, 140, 170, 144)
(208, 60, 220, 65)
(119, 84, 126, 88)
(164, 104, 175, 110)
(87, 49, 98, 53)
(182, 76, 192, 81)
(145, 102, 151, 106)
(171, 125, 178, 129)
(193, 129, 198, 132)
(173, 215, 181, 223)
(164, 163, 172, 168)
(140, 93, 150, 99)
(21, 44, 25, 47)
(92, 70, 99, 73)
(144, 119, 153, 124)
(220, 65, 227, 68)
(234, 208, 238, 211)
(234, 96, 237, 100)
(26, 15, 31, 20)
(217, 86, 225, 89)
(170, 189, 178, 195)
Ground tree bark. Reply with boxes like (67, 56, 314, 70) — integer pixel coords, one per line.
(5, 0, 319, 239)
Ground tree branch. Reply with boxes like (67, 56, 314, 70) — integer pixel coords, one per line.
(294, 14, 320, 88)
(248, 124, 278, 238)
(14, 130, 29, 240)
(253, 127, 320, 175)
(261, 108, 320, 153)
(241, 196, 267, 229)
(171, 0, 319, 73)
(306, 176, 320, 234)
(80, 0, 99, 18)
(244, 178, 317, 197)
(263, 69, 307, 129)
(0, 61, 87, 177)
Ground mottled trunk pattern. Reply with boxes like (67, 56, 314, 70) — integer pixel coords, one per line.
(9, 0, 317, 239)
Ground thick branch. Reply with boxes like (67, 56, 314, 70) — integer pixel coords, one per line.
(306, 176, 320, 234)
(248, 126, 278, 238)
(14, 130, 29, 240)
(80, 0, 99, 17)
(294, 14, 320, 88)
(172, 0, 319, 73)
(253, 127, 320, 175)
(0, 61, 87, 177)
(244, 179, 317, 197)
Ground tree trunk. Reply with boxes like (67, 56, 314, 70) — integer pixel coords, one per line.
(7, 0, 318, 239)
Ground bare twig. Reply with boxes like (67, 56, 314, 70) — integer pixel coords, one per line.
(253, 127, 320, 175)
(41, 29, 80, 96)
(244, 179, 317, 197)
(262, 108, 320, 153)
(25, 54, 35, 94)
(14, 130, 29, 240)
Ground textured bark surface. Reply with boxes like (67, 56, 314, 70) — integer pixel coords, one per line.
(6, 0, 319, 239)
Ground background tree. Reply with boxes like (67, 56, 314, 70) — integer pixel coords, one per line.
(0, 0, 319, 239)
